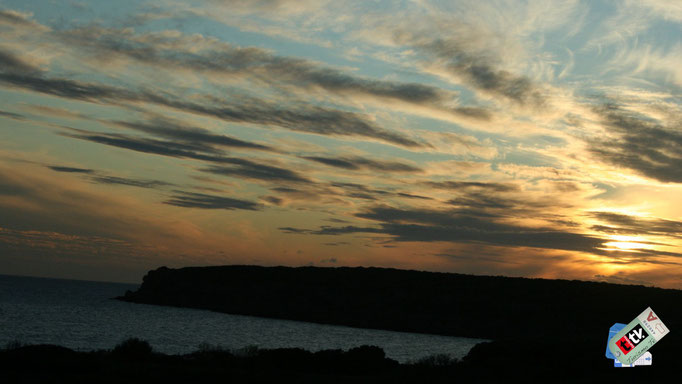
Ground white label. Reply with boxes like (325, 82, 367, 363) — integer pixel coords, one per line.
(637, 307, 670, 342)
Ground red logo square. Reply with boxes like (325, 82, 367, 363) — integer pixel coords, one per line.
(616, 335, 634, 355)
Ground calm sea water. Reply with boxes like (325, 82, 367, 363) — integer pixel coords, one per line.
(0, 274, 486, 363)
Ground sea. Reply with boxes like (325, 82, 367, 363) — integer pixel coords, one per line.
(0, 274, 487, 363)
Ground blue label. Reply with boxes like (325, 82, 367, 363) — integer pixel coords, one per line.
(606, 323, 626, 359)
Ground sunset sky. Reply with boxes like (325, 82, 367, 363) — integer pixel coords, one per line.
(1, 0, 681, 287)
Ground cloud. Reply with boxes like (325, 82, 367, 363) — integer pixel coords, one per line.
(20, 104, 91, 120)
(625, 0, 682, 23)
(302, 155, 421, 172)
(281, 205, 609, 255)
(615, 43, 682, 87)
(0, 109, 25, 120)
(594, 272, 652, 286)
(47, 165, 94, 173)
(48, 164, 172, 189)
(202, 160, 311, 184)
(590, 211, 682, 238)
(396, 192, 432, 200)
(67, 131, 228, 162)
(446, 194, 517, 210)
(0, 72, 137, 101)
(260, 195, 283, 205)
(0, 9, 45, 29)
(0, 48, 42, 74)
(443, 189, 561, 215)
(53, 25, 491, 118)
(278, 226, 313, 234)
(329, 182, 392, 200)
(171, 99, 425, 147)
(589, 104, 682, 183)
(204, 0, 332, 16)
(90, 175, 172, 189)
(423, 180, 519, 192)
(1, 69, 422, 147)
(264, 180, 435, 205)
(112, 119, 274, 151)
(0, 164, 181, 241)
(389, 30, 547, 107)
(66, 130, 311, 184)
(164, 191, 261, 210)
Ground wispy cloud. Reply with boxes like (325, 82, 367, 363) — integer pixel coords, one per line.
(282, 204, 607, 254)
(111, 119, 274, 151)
(591, 211, 682, 238)
(589, 104, 682, 183)
(1, 69, 423, 147)
(302, 155, 421, 173)
(0, 48, 42, 74)
(202, 161, 311, 184)
(47, 165, 93, 174)
(164, 191, 261, 210)
(1, 1, 681, 286)
(56, 25, 491, 121)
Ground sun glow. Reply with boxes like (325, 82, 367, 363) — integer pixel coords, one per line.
(603, 235, 653, 252)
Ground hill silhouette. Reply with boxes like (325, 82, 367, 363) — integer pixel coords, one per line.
(119, 265, 682, 341)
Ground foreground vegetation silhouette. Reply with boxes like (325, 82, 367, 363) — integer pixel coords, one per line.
(2, 337, 679, 383)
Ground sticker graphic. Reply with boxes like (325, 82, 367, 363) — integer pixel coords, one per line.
(616, 335, 634, 355)
(606, 323, 626, 359)
(614, 351, 652, 367)
(608, 307, 670, 365)
(626, 324, 649, 346)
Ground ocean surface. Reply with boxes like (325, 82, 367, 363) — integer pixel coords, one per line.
(0, 274, 487, 363)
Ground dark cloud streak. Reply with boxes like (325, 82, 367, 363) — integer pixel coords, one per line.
(0, 49, 41, 74)
(393, 33, 545, 107)
(66, 131, 310, 184)
(113, 120, 273, 151)
(424, 180, 519, 192)
(90, 175, 172, 189)
(0, 109, 26, 120)
(591, 211, 682, 238)
(58, 26, 491, 120)
(0, 70, 422, 147)
(48, 166, 94, 174)
(202, 161, 310, 183)
(48, 164, 172, 189)
(281, 205, 609, 255)
(303, 155, 421, 172)
(164, 191, 261, 210)
(589, 105, 682, 183)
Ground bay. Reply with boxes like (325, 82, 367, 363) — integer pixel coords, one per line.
(0, 274, 486, 363)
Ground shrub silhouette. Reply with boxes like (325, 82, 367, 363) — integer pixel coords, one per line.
(112, 338, 153, 360)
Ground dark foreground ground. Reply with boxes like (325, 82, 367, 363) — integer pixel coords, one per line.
(0, 338, 678, 383)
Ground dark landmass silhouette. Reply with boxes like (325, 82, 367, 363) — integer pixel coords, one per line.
(1, 338, 677, 383)
(111, 265, 682, 381)
(119, 265, 682, 341)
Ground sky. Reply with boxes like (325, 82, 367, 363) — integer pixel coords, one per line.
(0, 0, 681, 287)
